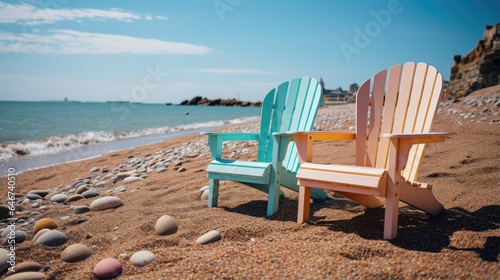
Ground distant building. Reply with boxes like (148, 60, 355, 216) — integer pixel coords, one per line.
(319, 78, 355, 104)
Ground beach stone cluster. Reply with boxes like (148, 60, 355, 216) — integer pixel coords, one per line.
(440, 95, 500, 124)
(0, 117, 276, 278)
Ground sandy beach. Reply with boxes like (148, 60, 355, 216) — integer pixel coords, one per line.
(0, 89, 499, 279)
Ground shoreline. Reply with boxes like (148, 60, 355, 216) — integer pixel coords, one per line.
(0, 102, 498, 279)
(0, 120, 261, 176)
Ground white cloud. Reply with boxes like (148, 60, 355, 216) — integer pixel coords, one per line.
(0, 2, 166, 25)
(181, 68, 276, 75)
(0, 29, 213, 55)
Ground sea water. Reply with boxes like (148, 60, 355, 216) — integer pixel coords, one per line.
(0, 101, 260, 172)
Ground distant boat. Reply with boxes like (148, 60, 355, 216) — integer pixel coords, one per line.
(165, 102, 172, 106)
(185, 111, 189, 115)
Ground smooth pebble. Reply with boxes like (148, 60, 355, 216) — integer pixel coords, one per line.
(26, 193, 43, 200)
(5, 261, 42, 276)
(155, 215, 178, 236)
(65, 194, 84, 202)
(196, 230, 221, 245)
(1, 230, 27, 246)
(0, 248, 10, 274)
(73, 206, 91, 214)
(4, 272, 47, 280)
(200, 189, 209, 200)
(28, 190, 50, 198)
(122, 176, 143, 184)
(32, 228, 50, 242)
(89, 196, 123, 211)
(82, 190, 100, 199)
(130, 250, 156, 267)
(93, 258, 122, 279)
(49, 194, 67, 203)
(61, 243, 92, 262)
(114, 186, 126, 193)
(35, 230, 68, 246)
(33, 218, 58, 235)
(75, 185, 90, 194)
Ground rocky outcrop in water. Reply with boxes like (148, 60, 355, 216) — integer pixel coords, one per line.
(180, 96, 262, 107)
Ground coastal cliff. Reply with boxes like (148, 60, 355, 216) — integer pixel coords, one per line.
(449, 23, 500, 98)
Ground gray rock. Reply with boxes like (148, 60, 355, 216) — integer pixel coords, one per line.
(82, 190, 100, 199)
(0, 248, 10, 275)
(200, 189, 210, 200)
(130, 250, 156, 267)
(61, 243, 92, 262)
(196, 230, 221, 245)
(26, 193, 43, 200)
(1, 230, 27, 246)
(32, 228, 50, 243)
(28, 190, 50, 198)
(35, 230, 68, 246)
(73, 206, 91, 214)
(89, 196, 122, 211)
(65, 194, 84, 202)
(155, 215, 178, 236)
(49, 194, 68, 203)
(123, 176, 143, 184)
(90, 167, 99, 172)
(1, 226, 19, 238)
(113, 186, 126, 193)
(0, 205, 11, 221)
(93, 181, 107, 188)
(199, 185, 210, 193)
(75, 185, 90, 194)
(156, 166, 167, 173)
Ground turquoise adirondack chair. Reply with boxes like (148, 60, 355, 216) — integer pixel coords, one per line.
(202, 77, 328, 216)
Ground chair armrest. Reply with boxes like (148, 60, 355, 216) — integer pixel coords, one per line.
(201, 132, 260, 160)
(384, 132, 449, 171)
(383, 132, 448, 144)
(286, 131, 356, 163)
(287, 131, 356, 141)
(201, 132, 260, 141)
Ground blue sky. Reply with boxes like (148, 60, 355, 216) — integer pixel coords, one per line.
(0, 0, 498, 103)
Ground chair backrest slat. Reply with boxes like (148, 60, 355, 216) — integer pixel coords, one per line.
(257, 89, 276, 162)
(355, 80, 371, 166)
(375, 64, 402, 168)
(365, 69, 387, 167)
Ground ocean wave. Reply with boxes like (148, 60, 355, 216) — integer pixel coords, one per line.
(0, 117, 258, 161)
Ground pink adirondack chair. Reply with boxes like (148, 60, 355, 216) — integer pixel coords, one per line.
(290, 62, 448, 239)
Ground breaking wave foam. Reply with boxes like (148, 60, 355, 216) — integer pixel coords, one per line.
(0, 117, 258, 160)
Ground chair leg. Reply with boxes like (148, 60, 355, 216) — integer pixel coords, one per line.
(297, 186, 311, 224)
(267, 181, 280, 216)
(383, 186, 399, 240)
(208, 179, 219, 208)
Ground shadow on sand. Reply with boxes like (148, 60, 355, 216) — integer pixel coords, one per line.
(223, 195, 499, 262)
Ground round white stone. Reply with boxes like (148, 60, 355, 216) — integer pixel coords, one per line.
(130, 250, 156, 267)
